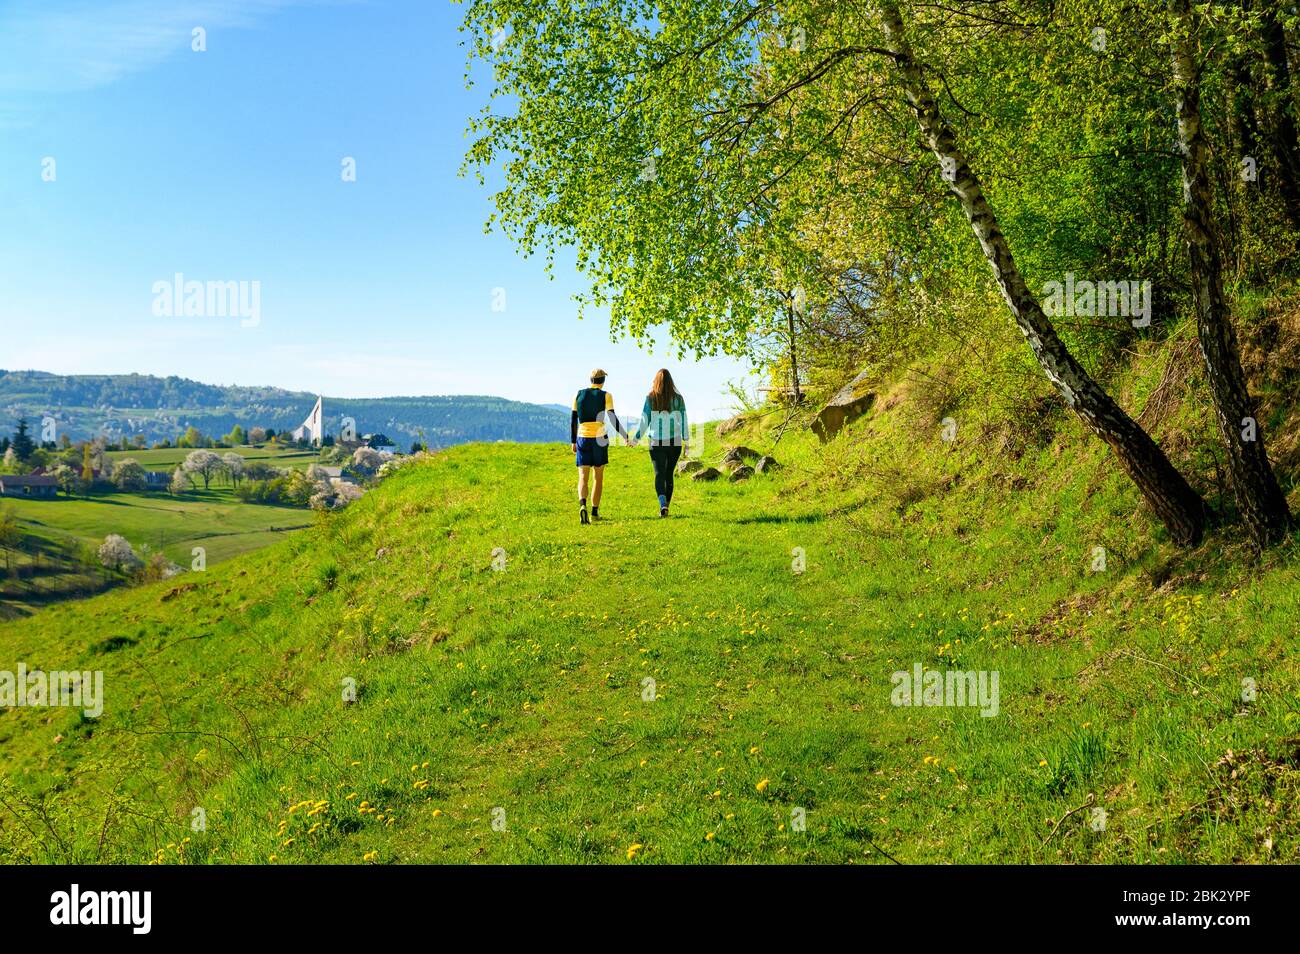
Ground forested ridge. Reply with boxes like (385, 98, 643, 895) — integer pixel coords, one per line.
(0, 370, 567, 447)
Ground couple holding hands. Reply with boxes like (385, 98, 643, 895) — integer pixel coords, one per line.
(570, 367, 688, 523)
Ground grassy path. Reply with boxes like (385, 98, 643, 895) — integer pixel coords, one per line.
(0, 425, 1297, 863)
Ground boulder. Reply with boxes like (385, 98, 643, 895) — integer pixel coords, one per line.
(812, 368, 876, 442)
(692, 466, 722, 482)
(728, 465, 754, 482)
(755, 455, 779, 474)
(676, 458, 704, 474)
(722, 457, 746, 473)
(717, 414, 747, 437)
(726, 445, 763, 461)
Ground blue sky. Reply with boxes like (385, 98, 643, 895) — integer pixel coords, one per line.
(0, 0, 753, 419)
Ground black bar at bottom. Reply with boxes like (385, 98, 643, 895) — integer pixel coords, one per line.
(0, 864, 1279, 940)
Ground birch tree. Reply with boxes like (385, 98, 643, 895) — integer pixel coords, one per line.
(1168, 0, 1292, 546)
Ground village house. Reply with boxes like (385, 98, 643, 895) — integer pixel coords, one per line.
(0, 474, 58, 498)
(319, 466, 358, 485)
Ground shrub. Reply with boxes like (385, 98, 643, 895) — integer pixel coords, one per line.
(98, 534, 141, 572)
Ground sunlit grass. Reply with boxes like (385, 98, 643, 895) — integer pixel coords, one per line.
(0, 403, 1296, 864)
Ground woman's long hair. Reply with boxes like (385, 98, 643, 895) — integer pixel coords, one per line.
(648, 368, 679, 413)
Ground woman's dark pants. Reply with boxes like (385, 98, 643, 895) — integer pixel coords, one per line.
(649, 443, 683, 505)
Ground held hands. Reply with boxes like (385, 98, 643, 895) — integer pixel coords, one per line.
(624, 435, 636, 447)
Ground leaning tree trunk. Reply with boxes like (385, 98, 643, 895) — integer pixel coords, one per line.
(877, 0, 1206, 545)
(1170, 0, 1293, 546)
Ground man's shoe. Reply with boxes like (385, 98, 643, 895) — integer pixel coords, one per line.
(580, 506, 589, 525)
(591, 507, 600, 521)
(660, 506, 669, 518)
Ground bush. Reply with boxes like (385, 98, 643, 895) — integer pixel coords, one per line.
(236, 476, 292, 504)
(98, 534, 141, 572)
(139, 552, 183, 582)
(111, 458, 148, 492)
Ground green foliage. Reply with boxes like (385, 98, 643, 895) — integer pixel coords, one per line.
(461, 0, 1298, 404)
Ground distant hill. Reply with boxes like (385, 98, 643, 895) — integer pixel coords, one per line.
(0, 370, 568, 448)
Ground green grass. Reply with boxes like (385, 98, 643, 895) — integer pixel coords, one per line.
(102, 444, 320, 471)
(1, 444, 318, 618)
(4, 490, 308, 564)
(0, 490, 310, 625)
(0, 521, 113, 620)
(0, 398, 1297, 864)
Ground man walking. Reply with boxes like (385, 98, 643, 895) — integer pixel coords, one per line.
(571, 368, 631, 524)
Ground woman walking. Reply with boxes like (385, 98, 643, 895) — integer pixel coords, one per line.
(638, 369, 688, 517)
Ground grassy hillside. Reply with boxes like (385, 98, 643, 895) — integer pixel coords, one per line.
(0, 386, 1297, 863)
(1, 445, 320, 620)
(0, 490, 309, 621)
(5, 492, 309, 564)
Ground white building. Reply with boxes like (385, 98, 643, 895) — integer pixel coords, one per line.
(291, 397, 324, 445)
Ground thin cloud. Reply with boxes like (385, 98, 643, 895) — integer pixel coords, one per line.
(0, 0, 346, 95)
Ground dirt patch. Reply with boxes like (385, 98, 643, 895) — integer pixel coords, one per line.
(1019, 591, 1105, 645)
(160, 582, 198, 602)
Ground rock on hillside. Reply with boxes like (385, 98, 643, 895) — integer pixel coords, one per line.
(716, 414, 748, 436)
(812, 368, 876, 442)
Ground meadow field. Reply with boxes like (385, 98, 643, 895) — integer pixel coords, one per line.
(4, 492, 309, 566)
(0, 481, 311, 620)
(102, 444, 320, 472)
(0, 386, 1295, 864)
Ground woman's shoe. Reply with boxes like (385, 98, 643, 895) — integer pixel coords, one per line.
(660, 506, 669, 518)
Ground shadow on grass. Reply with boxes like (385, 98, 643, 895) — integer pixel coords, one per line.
(734, 512, 824, 525)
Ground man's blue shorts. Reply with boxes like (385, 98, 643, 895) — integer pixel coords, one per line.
(575, 435, 609, 468)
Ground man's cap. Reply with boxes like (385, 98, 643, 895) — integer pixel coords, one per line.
(590, 368, 608, 380)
